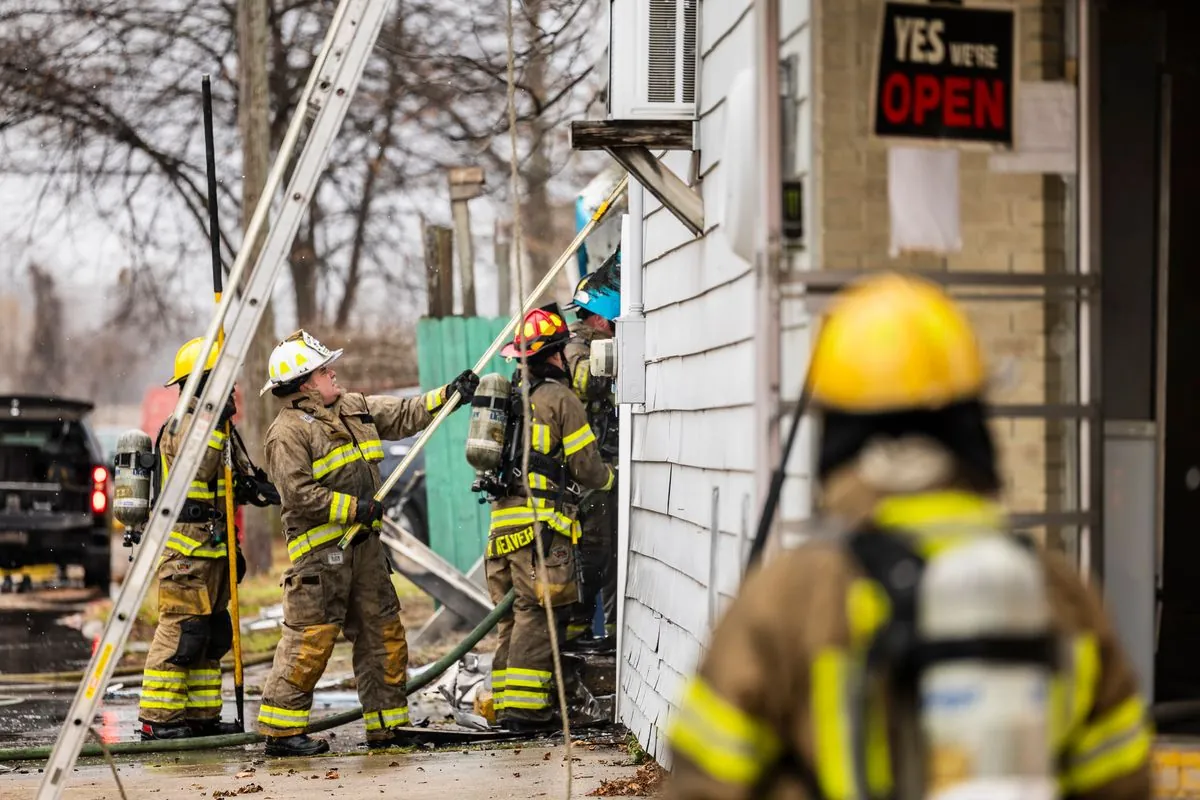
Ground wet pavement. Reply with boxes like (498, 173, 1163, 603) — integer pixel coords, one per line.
(1, 740, 646, 799)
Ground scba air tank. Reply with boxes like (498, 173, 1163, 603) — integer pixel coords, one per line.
(465, 373, 512, 472)
(113, 429, 155, 530)
(918, 534, 1058, 800)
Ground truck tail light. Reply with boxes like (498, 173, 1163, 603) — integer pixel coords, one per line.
(92, 466, 109, 515)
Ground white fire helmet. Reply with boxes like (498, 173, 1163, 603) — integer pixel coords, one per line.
(259, 330, 343, 396)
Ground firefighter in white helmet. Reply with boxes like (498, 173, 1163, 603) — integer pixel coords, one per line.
(664, 274, 1152, 799)
(254, 330, 478, 756)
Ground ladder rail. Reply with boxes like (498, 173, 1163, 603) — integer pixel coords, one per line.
(35, 1, 396, 796)
(166, 0, 357, 437)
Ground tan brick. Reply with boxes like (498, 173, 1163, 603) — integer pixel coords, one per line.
(946, 249, 1011, 272)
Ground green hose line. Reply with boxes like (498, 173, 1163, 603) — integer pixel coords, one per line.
(0, 590, 515, 763)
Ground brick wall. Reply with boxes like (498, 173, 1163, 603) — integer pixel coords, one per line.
(815, 0, 1073, 548)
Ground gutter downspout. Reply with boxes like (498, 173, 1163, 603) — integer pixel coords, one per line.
(755, 0, 783, 557)
(614, 181, 645, 723)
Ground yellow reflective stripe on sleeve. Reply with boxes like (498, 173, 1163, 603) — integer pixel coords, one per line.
(811, 648, 893, 800)
(207, 429, 227, 451)
(666, 677, 781, 787)
(1060, 696, 1153, 794)
(287, 523, 347, 562)
(531, 424, 551, 453)
(312, 443, 363, 480)
(329, 491, 354, 525)
(188, 480, 216, 501)
(562, 424, 596, 456)
(425, 388, 446, 412)
(572, 362, 590, 398)
(360, 439, 384, 462)
(601, 467, 615, 491)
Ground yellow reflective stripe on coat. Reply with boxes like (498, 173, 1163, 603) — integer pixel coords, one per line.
(258, 704, 309, 729)
(207, 429, 227, 451)
(1050, 634, 1101, 750)
(287, 523, 347, 562)
(572, 362, 590, 399)
(312, 443, 363, 480)
(812, 648, 893, 800)
(667, 676, 782, 787)
(531, 424, 552, 453)
(424, 388, 446, 412)
(562, 424, 596, 456)
(329, 491, 354, 525)
(490, 506, 581, 541)
(165, 530, 228, 559)
(601, 467, 615, 491)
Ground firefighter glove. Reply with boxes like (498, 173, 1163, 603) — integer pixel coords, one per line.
(355, 498, 384, 525)
(233, 470, 281, 507)
(219, 395, 237, 426)
(448, 369, 480, 409)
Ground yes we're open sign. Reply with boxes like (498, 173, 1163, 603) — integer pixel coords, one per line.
(872, 1, 1016, 147)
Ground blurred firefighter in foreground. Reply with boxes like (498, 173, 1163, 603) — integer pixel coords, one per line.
(485, 305, 615, 732)
(665, 274, 1151, 799)
(563, 250, 621, 653)
(138, 338, 279, 741)
(254, 330, 478, 756)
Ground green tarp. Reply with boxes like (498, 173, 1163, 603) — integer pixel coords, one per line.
(415, 316, 514, 573)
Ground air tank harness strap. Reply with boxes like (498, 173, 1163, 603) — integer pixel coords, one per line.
(846, 527, 1060, 680)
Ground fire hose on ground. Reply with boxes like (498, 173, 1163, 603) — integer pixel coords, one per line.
(0, 589, 515, 763)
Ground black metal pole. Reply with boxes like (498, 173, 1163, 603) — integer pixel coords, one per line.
(744, 379, 811, 574)
(201, 75, 223, 297)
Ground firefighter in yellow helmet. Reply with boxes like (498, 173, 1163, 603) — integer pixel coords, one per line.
(138, 337, 278, 740)
(254, 330, 478, 756)
(665, 274, 1152, 799)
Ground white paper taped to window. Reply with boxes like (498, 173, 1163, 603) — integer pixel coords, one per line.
(888, 146, 963, 257)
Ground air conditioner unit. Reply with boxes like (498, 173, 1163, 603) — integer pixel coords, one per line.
(608, 0, 698, 121)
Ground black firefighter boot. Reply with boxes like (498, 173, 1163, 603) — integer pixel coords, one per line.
(139, 720, 194, 741)
(265, 734, 330, 757)
(190, 719, 245, 736)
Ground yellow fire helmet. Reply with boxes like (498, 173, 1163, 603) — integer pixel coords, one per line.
(165, 337, 220, 387)
(260, 329, 343, 396)
(808, 273, 987, 414)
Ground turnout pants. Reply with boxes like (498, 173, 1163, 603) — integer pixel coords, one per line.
(486, 527, 578, 723)
(256, 534, 409, 740)
(138, 551, 232, 725)
(570, 490, 617, 638)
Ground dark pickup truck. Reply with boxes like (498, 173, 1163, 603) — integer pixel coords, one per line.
(0, 396, 112, 590)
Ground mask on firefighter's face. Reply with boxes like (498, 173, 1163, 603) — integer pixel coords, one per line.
(305, 366, 344, 406)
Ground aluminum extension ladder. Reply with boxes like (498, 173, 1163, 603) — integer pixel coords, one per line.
(36, 0, 397, 795)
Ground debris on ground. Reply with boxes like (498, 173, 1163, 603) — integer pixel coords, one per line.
(212, 785, 263, 797)
(587, 762, 667, 797)
(325, 769, 339, 780)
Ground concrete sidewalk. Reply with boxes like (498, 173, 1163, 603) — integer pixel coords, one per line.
(1, 742, 650, 799)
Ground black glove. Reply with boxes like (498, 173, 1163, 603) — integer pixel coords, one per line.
(218, 395, 237, 426)
(236, 549, 247, 584)
(233, 468, 281, 507)
(355, 498, 384, 526)
(447, 369, 480, 409)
